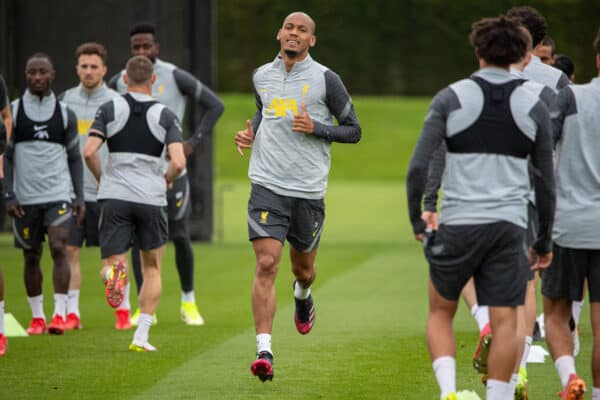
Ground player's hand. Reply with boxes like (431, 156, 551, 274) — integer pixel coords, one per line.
(414, 232, 424, 242)
(183, 142, 194, 157)
(73, 202, 86, 225)
(7, 202, 24, 219)
(421, 211, 439, 230)
(235, 119, 254, 156)
(164, 173, 174, 189)
(292, 102, 314, 134)
(529, 248, 553, 271)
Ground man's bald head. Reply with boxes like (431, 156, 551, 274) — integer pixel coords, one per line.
(283, 12, 316, 34)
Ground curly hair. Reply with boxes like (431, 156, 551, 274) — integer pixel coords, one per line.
(506, 6, 547, 48)
(469, 16, 529, 67)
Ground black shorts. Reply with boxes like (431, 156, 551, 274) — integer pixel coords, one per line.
(167, 175, 191, 221)
(98, 199, 168, 258)
(542, 244, 600, 302)
(425, 221, 529, 307)
(247, 184, 325, 252)
(68, 201, 101, 247)
(12, 202, 72, 250)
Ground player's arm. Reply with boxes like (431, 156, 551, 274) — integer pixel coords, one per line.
(2, 104, 23, 218)
(297, 70, 361, 143)
(552, 86, 576, 146)
(0, 77, 12, 178)
(84, 101, 113, 183)
(161, 108, 185, 181)
(235, 89, 262, 156)
(406, 89, 451, 240)
(173, 69, 225, 155)
(529, 100, 556, 268)
(423, 142, 446, 213)
(64, 107, 86, 223)
(107, 72, 121, 91)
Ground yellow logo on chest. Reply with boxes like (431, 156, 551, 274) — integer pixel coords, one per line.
(77, 119, 93, 135)
(266, 98, 298, 117)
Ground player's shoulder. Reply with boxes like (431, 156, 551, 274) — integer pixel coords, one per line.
(155, 58, 178, 72)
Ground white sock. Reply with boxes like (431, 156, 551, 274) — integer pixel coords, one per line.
(120, 283, 131, 311)
(520, 336, 532, 369)
(104, 267, 112, 282)
(486, 379, 512, 400)
(572, 300, 584, 326)
(0, 301, 5, 334)
(133, 313, 153, 345)
(256, 333, 272, 355)
(555, 355, 576, 388)
(53, 293, 68, 318)
(471, 304, 489, 331)
(27, 295, 45, 320)
(67, 289, 80, 317)
(182, 291, 195, 303)
(294, 281, 311, 300)
(592, 387, 600, 400)
(508, 373, 518, 396)
(432, 356, 455, 398)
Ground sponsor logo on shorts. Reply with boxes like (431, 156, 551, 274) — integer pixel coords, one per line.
(260, 211, 269, 225)
(23, 227, 30, 239)
(58, 203, 68, 215)
(312, 221, 319, 237)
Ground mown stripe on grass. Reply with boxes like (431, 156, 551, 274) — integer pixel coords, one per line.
(133, 251, 429, 399)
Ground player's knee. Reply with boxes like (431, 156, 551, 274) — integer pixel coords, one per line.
(48, 239, 67, 260)
(256, 253, 278, 275)
(24, 248, 42, 267)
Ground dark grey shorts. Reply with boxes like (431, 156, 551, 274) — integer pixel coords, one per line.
(12, 202, 72, 250)
(98, 199, 168, 258)
(425, 221, 529, 307)
(247, 184, 325, 252)
(68, 201, 101, 247)
(167, 174, 191, 221)
(542, 244, 600, 302)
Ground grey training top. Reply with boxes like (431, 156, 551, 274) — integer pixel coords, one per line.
(108, 58, 224, 149)
(407, 67, 555, 253)
(90, 92, 183, 206)
(3, 90, 83, 206)
(249, 53, 361, 199)
(59, 84, 120, 202)
(523, 55, 570, 94)
(552, 78, 600, 249)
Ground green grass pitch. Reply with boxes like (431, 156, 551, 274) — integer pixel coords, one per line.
(0, 94, 591, 399)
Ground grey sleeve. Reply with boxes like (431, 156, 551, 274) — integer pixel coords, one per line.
(529, 101, 556, 254)
(311, 70, 361, 143)
(406, 89, 451, 234)
(90, 101, 115, 137)
(56, 91, 66, 101)
(2, 131, 16, 204)
(65, 108, 84, 203)
(251, 89, 263, 134)
(552, 86, 577, 145)
(107, 73, 121, 90)
(160, 108, 184, 145)
(423, 142, 447, 212)
(556, 73, 571, 91)
(172, 69, 225, 147)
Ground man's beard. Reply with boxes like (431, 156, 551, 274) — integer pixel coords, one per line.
(284, 49, 298, 58)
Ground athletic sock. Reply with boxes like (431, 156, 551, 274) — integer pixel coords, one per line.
(471, 304, 490, 331)
(120, 283, 131, 310)
(432, 356, 455, 398)
(27, 295, 45, 320)
(294, 281, 311, 300)
(53, 293, 68, 318)
(67, 289, 80, 317)
(486, 379, 512, 400)
(572, 300, 584, 326)
(592, 387, 600, 400)
(133, 313, 153, 345)
(0, 301, 5, 334)
(520, 336, 532, 369)
(174, 236, 195, 293)
(555, 355, 577, 388)
(509, 373, 518, 396)
(256, 333, 272, 355)
(182, 290, 195, 304)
